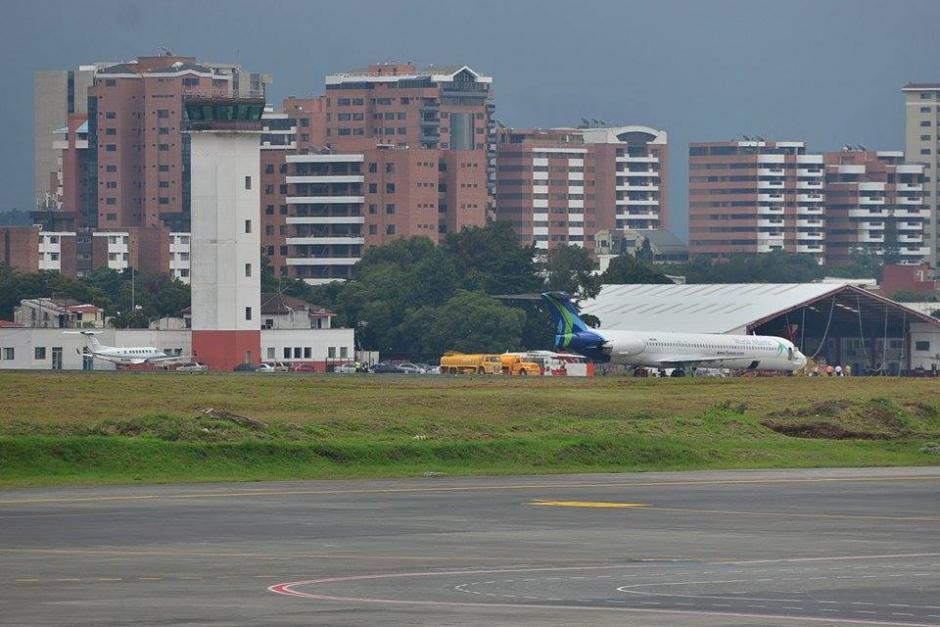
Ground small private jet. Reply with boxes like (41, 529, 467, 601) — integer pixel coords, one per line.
(64, 330, 179, 365)
(542, 292, 807, 375)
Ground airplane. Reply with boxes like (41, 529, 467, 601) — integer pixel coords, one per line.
(64, 330, 180, 365)
(541, 292, 807, 375)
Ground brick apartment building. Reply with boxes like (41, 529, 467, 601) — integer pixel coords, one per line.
(688, 139, 928, 266)
(822, 149, 928, 265)
(260, 63, 492, 282)
(493, 125, 667, 253)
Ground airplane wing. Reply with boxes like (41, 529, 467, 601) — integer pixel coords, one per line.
(145, 354, 186, 364)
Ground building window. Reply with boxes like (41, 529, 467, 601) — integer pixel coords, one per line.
(369, 224, 377, 235)
(159, 181, 169, 188)
(245, 263, 252, 277)
(159, 197, 170, 204)
(105, 112, 116, 119)
(920, 121, 932, 127)
(105, 144, 117, 152)
(369, 183, 377, 194)
(293, 347, 302, 359)
(385, 162, 395, 174)
(158, 144, 170, 151)
(35, 347, 46, 360)
(386, 224, 396, 235)
(267, 347, 275, 360)
(304, 347, 312, 359)
(159, 164, 169, 172)
(106, 165, 117, 172)
(340, 347, 348, 359)
(915, 340, 931, 351)
(265, 205, 274, 215)
(386, 204, 396, 214)
(245, 176, 252, 190)
(368, 204, 377, 214)
(105, 128, 116, 136)
(157, 109, 170, 118)
(328, 347, 336, 359)
(2, 348, 13, 360)
(386, 183, 395, 193)
(283, 347, 291, 359)
(245, 220, 252, 233)
(245, 307, 252, 321)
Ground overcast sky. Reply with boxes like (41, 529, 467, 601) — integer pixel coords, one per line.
(2, 0, 939, 238)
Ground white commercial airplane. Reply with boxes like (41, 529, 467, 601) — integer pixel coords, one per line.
(64, 330, 179, 365)
(542, 292, 807, 374)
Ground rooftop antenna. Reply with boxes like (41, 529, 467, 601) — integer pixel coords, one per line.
(160, 46, 173, 57)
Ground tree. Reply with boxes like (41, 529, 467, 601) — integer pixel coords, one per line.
(542, 245, 599, 298)
(635, 238, 654, 264)
(443, 222, 541, 295)
(427, 290, 525, 355)
(601, 255, 672, 285)
(683, 252, 825, 284)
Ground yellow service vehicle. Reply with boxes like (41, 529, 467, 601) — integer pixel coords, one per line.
(499, 353, 543, 376)
(439, 352, 503, 374)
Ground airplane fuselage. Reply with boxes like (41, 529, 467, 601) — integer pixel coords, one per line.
(564, 328, 807, 372)
(90, 346, 167, 365)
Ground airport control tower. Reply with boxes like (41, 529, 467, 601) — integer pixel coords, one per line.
(185, 96, 265, 371)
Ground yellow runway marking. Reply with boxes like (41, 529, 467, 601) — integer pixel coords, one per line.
(2, 474, 938, 506)
(531, 500, 649, 509)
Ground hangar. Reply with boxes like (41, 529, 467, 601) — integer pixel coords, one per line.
(582, 284, 940, 375)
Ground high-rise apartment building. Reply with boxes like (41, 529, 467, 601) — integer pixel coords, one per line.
(822, 149, 928, 265)
(689, 139, 928, 265)
(259, 63, 493, 282)
(34, 66, 98, 206)
(689, 140, 827, 261)
(493, 125, 667, 253)
(903, 83, 940, 266)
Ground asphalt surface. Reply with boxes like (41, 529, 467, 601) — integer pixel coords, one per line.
(1, 467, 938, 626)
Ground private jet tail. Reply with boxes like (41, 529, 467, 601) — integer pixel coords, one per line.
(63, 330, 103, 350)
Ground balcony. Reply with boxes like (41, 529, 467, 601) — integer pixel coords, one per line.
(894, 208, 929, 219)
(848, 209, 883, 218)
(859, 196, 885, 205)
(615, 155, 658, 164)
(758, 167, 785, 176)
(758, 193, 785, 203)
(797, 206, 824, 215)
(616, 184, 659, 191)
(618, 169, 659, 177)
(286, 257, 360, 266)
(898, 197, 923, 205)
(898, 234, 924, 243)
(757, 219, 785, 228)
(797, 219, 824, 228)
(616, 198, 659, 206)
(758, 205, 785, 215)
(859, 221, 885, 231)
(796, 180, 823, 189)
(286, 216, 364, 225)
(797, 193, 823, 203)
(286, 237, 365, 246)
(899, 246, 930, 256)
(798, 232, 825, 240)
(897, 221, 923, 231)
(858, 234, 885, 243)
(897, 183, 923, 192)
(618, 212, 660, 221)
(796, 244, 824, 253)
(796, 168, 823, 177)
(286, 175, 364, 184)
(287, 196, 364, 204)
(757, 180, 785, 189)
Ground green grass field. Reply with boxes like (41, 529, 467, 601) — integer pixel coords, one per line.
(1, 372, 938, 487)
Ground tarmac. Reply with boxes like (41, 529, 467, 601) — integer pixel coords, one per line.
(1, 467, 938, 626)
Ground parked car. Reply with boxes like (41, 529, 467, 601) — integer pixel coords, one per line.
(291, 363, 319, 372)
(261, 361, 289, 372)
(398, 362, 425, 374)
(369, 362, 406, 374)
(334, 362, 358, 374)
(425, 365, 441, 375)
(176, 361, 208, 373)
(257, 363, 278, 373)
(233, 363, 258, 372)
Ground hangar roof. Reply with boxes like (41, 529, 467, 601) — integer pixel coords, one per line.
(580, 283, 924, 334)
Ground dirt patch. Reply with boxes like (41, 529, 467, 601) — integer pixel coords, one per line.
(762, 398, 910, 440)
(762, 421, 889, 440)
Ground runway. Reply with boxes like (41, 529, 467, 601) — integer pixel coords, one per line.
(1, 467, 938, 626)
